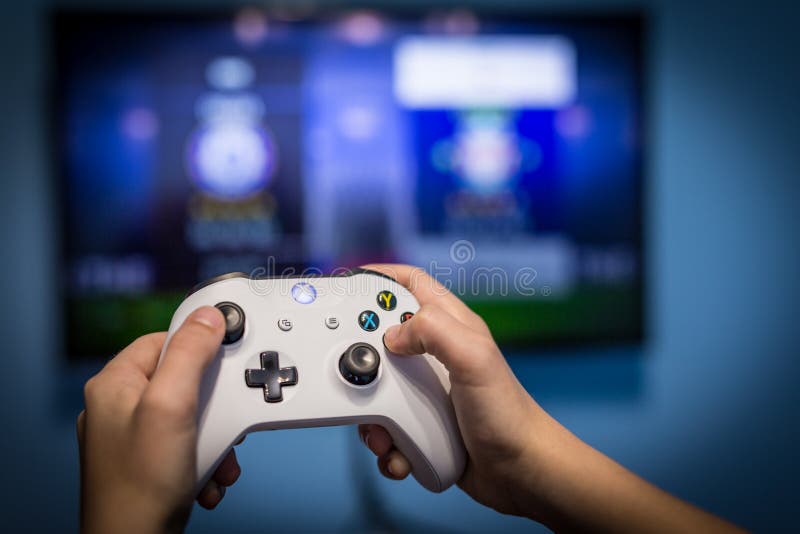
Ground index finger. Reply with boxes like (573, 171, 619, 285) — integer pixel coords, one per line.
(360, 263, 490, 335)
(102, 332, 168, 379)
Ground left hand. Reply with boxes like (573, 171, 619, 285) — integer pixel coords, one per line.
(77, 306, 242, 533)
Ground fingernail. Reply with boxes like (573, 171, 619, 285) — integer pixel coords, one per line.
(364, 432, 371, 450)
(194, 306, 223, 329)
(383, 326, 400, 347)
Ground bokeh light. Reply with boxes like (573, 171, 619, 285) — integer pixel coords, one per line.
(120, 107, 159, 141)
(337, 11, 385, 46)
(234, 7, 269, 47)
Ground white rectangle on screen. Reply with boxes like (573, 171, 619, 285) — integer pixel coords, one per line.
(394, 36, 576, 109)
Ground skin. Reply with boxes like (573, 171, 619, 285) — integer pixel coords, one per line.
(78, 307, 241, 533)
(78, 265, 744, 533)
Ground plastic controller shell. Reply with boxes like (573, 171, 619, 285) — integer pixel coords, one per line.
(158, 271, 467, 493)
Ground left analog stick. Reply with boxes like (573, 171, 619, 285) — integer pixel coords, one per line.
(215, 302, 245, 344)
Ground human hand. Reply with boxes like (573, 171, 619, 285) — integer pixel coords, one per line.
(357, 264, 553, 517)
(78, 306, 243, 534)
(357, 265, 743, 533)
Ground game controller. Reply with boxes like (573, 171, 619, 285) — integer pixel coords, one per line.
(158, 268, 467, 493)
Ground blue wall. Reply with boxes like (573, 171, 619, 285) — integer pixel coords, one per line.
(0, 0, 798, 531)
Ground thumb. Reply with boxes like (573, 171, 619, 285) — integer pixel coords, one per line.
(140, 306, 225, 423)
(383, 304, 495, 381)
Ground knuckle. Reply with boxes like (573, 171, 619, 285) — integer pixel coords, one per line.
(84, 372, 143, 413)
(113, 382, 146, 411)
(406, 266, 429, 292)
(468, 310, 491, 332)
(407, 265, 426, 277)
(82, 375, 105, 405)
(408, 308, 443, 355)
(138, 390, 194, 422)
(412, 305, 440, 331)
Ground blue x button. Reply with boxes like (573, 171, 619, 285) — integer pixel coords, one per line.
(358, 310, 379, 332)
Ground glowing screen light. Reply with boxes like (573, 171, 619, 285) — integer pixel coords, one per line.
(234, 7, 269, 47)
(394, 36, 576, 109)
(186, 124, 276, 200)
(337, 11, 385, 45)
(205, 56, 255, 91)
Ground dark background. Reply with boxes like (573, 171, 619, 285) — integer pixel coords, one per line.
(1, 0, 798, 532)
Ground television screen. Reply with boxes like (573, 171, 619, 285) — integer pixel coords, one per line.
(51, 8, 645, 358)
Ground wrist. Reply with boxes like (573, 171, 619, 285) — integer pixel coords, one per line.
(511, 404, 632, 531)
(503, 400, 585, 525)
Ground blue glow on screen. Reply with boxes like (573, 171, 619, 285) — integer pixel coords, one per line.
(54, 10, 644, 352)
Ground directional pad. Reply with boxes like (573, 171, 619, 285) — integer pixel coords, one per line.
(245, 351, 298, 403)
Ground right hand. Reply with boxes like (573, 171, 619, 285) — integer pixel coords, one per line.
(357, 264, 552, 517)
(358, 265, 744, 533)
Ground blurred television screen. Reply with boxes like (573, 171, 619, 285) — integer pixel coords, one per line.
(51, 8, 645, 358)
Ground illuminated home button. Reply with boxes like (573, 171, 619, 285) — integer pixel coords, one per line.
(376, 290, 397, 311)
(325, 316, 340, 329)
(400, 312, 414, 324)
(291, 282, 317, 304)
(358, 310, 379, 332)
(277, 318, 293, 331)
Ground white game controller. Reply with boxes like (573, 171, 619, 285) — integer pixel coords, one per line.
(159, 268, 467, 494)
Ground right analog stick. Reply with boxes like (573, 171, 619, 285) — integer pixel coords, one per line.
(339, 343, 380, 386)
(215, 302, 245, 344)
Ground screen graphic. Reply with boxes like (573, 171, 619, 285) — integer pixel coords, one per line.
(52, 9, 645, 357)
